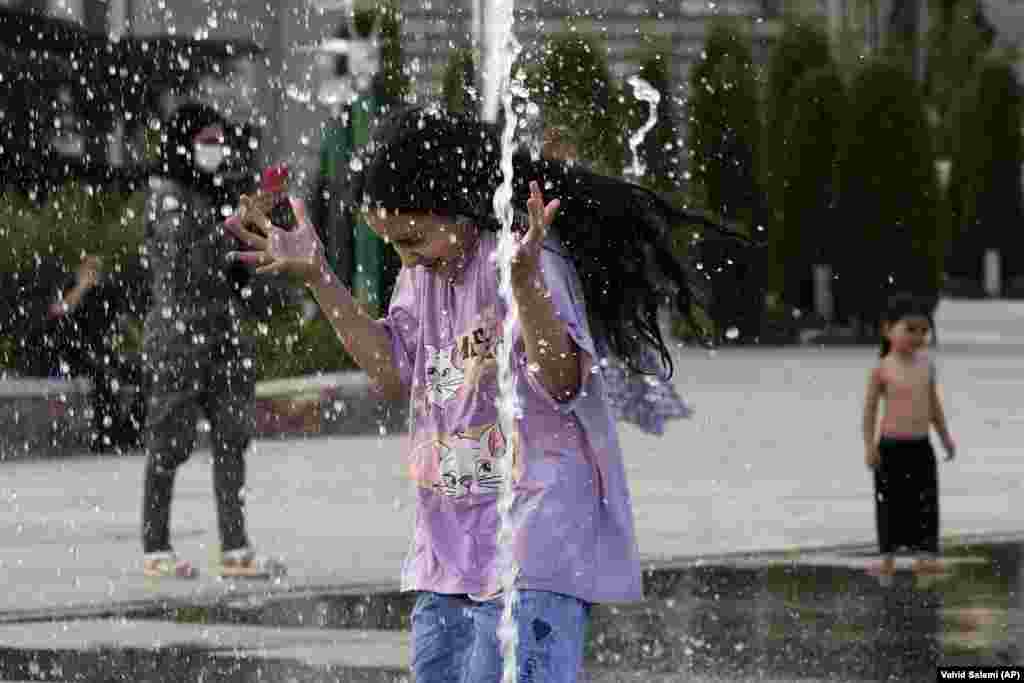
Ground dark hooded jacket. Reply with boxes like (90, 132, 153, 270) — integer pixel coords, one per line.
(142, 103, 266, 358)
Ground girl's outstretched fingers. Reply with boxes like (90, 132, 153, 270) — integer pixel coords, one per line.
(229, 250, 269, 267)
(239, 194, 273, 232)
(526, 180, 560, 242)
(525, 180, 545, 245)
(225, 216, 268, 251)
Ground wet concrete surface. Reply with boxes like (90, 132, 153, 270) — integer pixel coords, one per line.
(3, 341, 1023, 680)
(0, 540, 1019, 682)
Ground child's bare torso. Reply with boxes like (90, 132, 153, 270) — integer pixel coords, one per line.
(878, 353, 933, 438)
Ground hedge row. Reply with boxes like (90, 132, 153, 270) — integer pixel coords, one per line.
(0, 185, 356, 380)
(695, 13, 1021, 337)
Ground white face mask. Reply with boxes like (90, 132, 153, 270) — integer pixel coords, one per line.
(193, 143, 228, 173)
(317, 77, 357, 107)
(348, 41, 381, 83)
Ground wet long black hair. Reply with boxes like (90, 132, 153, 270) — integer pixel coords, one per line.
(879, 293, 937, 358)
(353, 105, 745, 378)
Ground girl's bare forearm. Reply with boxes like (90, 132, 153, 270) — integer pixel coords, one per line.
(862, 418, 876, 449)
(931, 405, 952, 442)
(306, 269, 404, 400)
(513, 278, 580, 402)
(862, 400, 879, 449)
(60, 282, 90, 311)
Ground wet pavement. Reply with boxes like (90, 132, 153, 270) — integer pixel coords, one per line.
(0, 538, 1019, 682)
(2, 344, 1023, 681)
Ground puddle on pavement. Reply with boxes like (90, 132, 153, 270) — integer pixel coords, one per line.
(1, 540, 1020, 682)
(0, 646, 410, 683)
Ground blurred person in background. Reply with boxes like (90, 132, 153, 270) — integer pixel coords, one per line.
(10, 253, 147, 454)
(139, 102, 285, 580)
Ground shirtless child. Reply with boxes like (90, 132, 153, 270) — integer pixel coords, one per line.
(863, 294, 956, 578)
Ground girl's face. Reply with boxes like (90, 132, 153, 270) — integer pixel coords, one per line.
(364, 209, 478, 278)
(883, 315, 931, 353)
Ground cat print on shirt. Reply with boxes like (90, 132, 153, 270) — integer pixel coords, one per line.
(416, 309, 502, 415)
(407, 422, 521, 497)
(438, 422, 508, 498)
(423, 343, 465, 408)
(459, 306, 501, 388)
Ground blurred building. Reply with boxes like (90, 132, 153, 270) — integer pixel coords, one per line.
(1, 0, 781, 192)
(0, 1, 262, 192)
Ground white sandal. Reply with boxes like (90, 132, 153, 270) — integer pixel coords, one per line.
(143, 552, 197, 579)
(220, 548, 287, 579)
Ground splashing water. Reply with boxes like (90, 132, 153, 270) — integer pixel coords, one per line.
(488, 0, 524, 679)
(626, 75, 661, 179)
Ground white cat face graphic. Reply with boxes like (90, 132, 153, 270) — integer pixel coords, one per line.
(438, 423, 507, 498)
(424, 344, 465, 407)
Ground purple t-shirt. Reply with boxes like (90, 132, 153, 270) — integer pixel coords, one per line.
(381, 231, 642, 604)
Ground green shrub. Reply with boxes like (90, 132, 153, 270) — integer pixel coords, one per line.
(947, 57, 1022, 286)
(622, 43, 682, 193)
(770, 65, 847, 313)
(247, 309, 358, 380)
(0, 186, 356, 380)
(687, 22, 766, 342)
(687, 21, 763, 225)
(355, 2, 410, 103)
(527, 31, 625, 175)
(0, 184, 146, 371)
(924, 0, 994, 156)
(442, 48, 477, 115)
(0, 184, 144, 273)
(761, 19, 834, 225)
(837, 60, 942, 324)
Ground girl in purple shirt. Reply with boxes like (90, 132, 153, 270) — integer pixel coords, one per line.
(228, 105, 738, 682)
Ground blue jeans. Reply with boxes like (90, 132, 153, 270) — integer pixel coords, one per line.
(411, 590, 590, 683)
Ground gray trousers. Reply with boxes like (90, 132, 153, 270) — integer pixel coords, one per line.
(141, 332, 255, 554)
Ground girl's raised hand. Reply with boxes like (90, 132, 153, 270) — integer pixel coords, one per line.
(510, 180, 560, 289)
(76, 254, 103, 289)
(226, 196, 326, 285)
(942, 437, 956, 462)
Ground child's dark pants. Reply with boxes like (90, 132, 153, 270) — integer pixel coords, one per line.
(141, 342, 254, 555)
(874, 436, 939, 555)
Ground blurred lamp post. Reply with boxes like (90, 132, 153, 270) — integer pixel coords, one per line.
(984, 250, 1001, 298)
(479, 0, 503, 123)
(935, 158, 951, 190)
(813, 265, 834, 325)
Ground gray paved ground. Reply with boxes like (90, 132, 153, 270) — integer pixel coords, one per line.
(1, 344, 1022, 617)
(0, 618, 871, 681)
(0, 300, 1021, 680)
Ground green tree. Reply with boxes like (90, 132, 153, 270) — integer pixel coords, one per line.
(761, 19, 834, 225)
(687, 21, 762, 224)
(527, 31, 624, 175)
(0, 184, 143, 274)
(354, 3, 410, 103)
(837, 60, 942, 326)
(924, 0, 994, 156)
(622, 43, 681, 192)
(442, 48, 477, 115)
(947, 57, 1023, 290)
(687, 22, 765, 342)
(770, 66, 847, 313)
